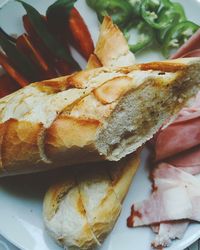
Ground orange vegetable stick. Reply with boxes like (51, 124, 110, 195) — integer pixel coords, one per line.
(0, 74, 20, 98)
(67, 8, 94, 60)
(0, 51, 28, 87)
(55, 58, 75, 75)
(23, 15, 77, 76)
(16, 34, 57, 79)
(23, 15, 55, 64)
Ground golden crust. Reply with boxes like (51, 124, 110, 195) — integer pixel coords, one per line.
(76, 166, 122, 243)
(0, 122, 6, 173)
(93, 76, 134, 104)
(43, 176, 76, 221)
(109, 150, 141, 202)
(139, 61, 187, 72)
(87, 54, 102, 69)
(43, 152, 141, 249)
(34, 76, 71, 94)
(0, 57, 199, 174)
(43, 174, 98, 249)
(1, 119, 44, 171)
(45, 116, 102, 166)
(94, 16, 135, 67)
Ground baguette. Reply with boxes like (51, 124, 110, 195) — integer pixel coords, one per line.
(43, 151, 140, 250)
(44, 17, 139, 250)
(0, 57, 200, 176)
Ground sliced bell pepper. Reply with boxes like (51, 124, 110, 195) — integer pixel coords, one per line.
(16, 0, 80, 72)
(47, 1, 94, 60)
(23, 15, 56, 65)
(129, 21, 155, 53)
(86, 0, 99, 10)
(16, 34, 57, 79)
(0, 27, 16, 43)
(0, 74, 19, 98)
(141, 0, 186, 30)
(0, 32, 40, 82)
(67, 8, 94, 60)
(162, 21, 200, 58)
(156, 0, 187, 44)
(93, 0, 133, 27)
(0, 51, 28, 87)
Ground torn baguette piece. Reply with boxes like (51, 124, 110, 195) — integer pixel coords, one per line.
(43, 151, 140, 250)
(0, 58, 200, 175)
(87, 16, 136, 68)
(46, 57, 200, 165)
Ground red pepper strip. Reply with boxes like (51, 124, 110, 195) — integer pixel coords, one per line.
(68, 8, 94, 60)
(16, 34, 57, 80)
(0, 51, 28, 87)
(0, 74, 20, 98)
(54, 58, 74, 75)
(23, 15, 56, 65)
(23, 14, 78, 75)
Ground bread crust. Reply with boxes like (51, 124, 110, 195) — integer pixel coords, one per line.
(94, 16, 135, 67)
(86, 54, 102, 69)
(43, 150, 141, 249)
(1, 119, 45, 172)
(43, 175, 97, 249)
(0, 57, 199, 174)
(45, 115, 103, 166)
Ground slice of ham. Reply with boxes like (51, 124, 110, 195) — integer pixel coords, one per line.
(153, 57, 200, 161)
(166, 146, 200, 175)
(127, 164, 200, 227)
(181, 49, 200, 58)
(152, 221, 189, 248)
(153, 163, 200, 187)
(154, 117, 200, 161)
(170, 29, 200, 59)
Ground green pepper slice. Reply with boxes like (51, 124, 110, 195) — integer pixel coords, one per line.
(129, 21, 154, 53)
(141, 0, 186, 30)
(86, 0, 99, 10)
(16, 0, 80, 71)
(156, 5, 185, 43)
(46, 0, 76, 31)
(162, 21, 200, 58)
(128, 0, 143, 17)
(94, 0, 133, 27)
(140, 0, 164, 29)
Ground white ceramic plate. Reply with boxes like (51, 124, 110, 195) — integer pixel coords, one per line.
(0, 1, 200, 250)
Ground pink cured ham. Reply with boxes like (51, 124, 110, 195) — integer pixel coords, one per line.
(152, 221, 189, 248)
(181, 49, 200, 58)
(166, 146, 200, 175)
(154, 92, 200, 161)
(171, 29, 200, 59)
(127, 164, 200, 227)
(154, 117, 200, 161)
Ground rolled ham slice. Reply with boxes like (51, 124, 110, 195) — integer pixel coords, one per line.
(152, 221, 189, 248)
(154, 117, 200, 161)
(166, 146, 200, 175)
(171, 29, 200, 59)
(153, 89, 200, 161)
(127, 164, 200, 227)
(182, 49, 200, 58)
